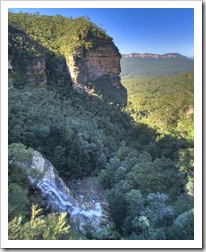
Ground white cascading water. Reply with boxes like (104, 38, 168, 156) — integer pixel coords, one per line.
(29, 151, 107, 232)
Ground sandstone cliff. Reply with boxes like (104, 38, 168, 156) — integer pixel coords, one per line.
(66, 39, 127, 106)
(66, 40, 121, 87)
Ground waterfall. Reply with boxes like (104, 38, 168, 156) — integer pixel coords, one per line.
(29, 151, 107, 232)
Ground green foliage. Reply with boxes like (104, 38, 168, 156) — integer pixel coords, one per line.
(42, 211, 69, 240)
(106, 182, 129, 231)
(100, 135, 192, 237)
(8, 11, 194, 240)
(8, 181, 30, 221)
(176, 148, 194, 175)
(8, 143, 44, 182)
(9, 143, 34, 167)
(176, 148, 194, 197)
(144, 193, 174, 227)
(132, 216, 150, 238)
(122, 72, 194, 137)
(148, 227, 167, 240)
(93, 223, 120, 240)
(121, 57, 194, 78)
(8, 25, 44, 61)
(123, 190, 145, 234)
(173, 194, 194, 217)
(8, 204, 70, 240)
(125, 189, 144, 215)
(8, 143, 42, 222)
(168, 209, 194, 239)
(8, 12, 111, 57)
(8, 83, 194, 240)
(8, 87, 131, 180)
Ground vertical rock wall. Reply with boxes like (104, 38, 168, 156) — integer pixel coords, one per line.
(66, 41, 122, 87)
(66, 40, 127, 105)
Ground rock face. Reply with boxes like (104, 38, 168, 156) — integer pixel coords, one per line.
(26, 57, 47, 86)
(66, 40, 127, 105)
(66, 41, 121, 87)
(17, 150, 110, 233)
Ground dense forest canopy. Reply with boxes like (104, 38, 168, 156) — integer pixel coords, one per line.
(8, 12, 194, 240)
(122, 72, 194, 139)
(120, 56, 194, 78)
(8, 12, 112, 56)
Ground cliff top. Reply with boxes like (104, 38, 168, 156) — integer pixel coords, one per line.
(8, 12, 113, 56)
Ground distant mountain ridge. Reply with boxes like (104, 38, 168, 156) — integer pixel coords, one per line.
(121, 53, 188, 59)
(120, 52, 194, 77)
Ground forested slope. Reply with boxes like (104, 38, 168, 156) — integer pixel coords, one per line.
(8, 12, 194, 240)
(122, 72, 194, 139)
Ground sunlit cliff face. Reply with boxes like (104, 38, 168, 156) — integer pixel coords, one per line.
(66, 40, 122, 87)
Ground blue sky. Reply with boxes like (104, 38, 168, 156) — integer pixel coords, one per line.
(9, 8, 194, 57)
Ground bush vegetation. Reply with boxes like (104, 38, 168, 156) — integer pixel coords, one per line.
(8, 12, 194, 240)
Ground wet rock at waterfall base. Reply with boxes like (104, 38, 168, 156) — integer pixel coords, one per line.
(67, 176, 111, 233)
(30, 151, 111, 233)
